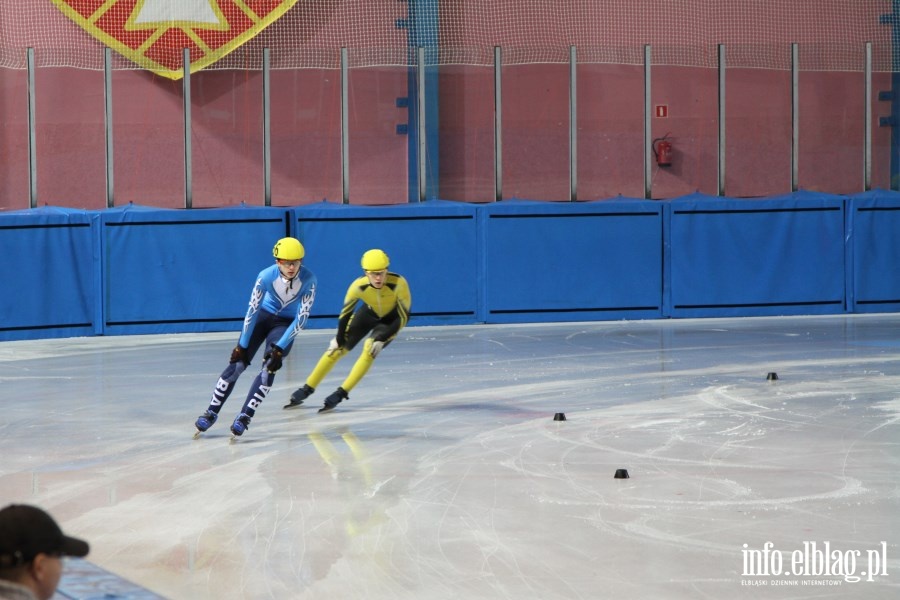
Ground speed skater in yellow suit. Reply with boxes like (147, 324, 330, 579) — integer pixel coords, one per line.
(284, 249, 411, 413)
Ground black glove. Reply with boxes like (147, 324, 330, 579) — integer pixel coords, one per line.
(264, 344, 284, 373)
(229, 345, 249, 365)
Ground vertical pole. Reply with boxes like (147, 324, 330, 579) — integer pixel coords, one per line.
(879, 2, 900, 190)
(405, 0, 440, 203)
(341, 47, 350, 204)
(263, 48, 272, 206)
(183, 48, 193, 209)
(417, 47, 426, 202)
(791, 43, 799, 193)
(864, 42, 872, 191)
(643, 44, 652, 200)
(104, 48, 115, 208)
(26, 48, 37, 209)
(717, 44, 726, 197)
(569, 45, 577, 202)
(494, 46, 503, 201)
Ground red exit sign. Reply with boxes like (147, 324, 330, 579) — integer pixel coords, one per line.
(655, 105, 668, 118)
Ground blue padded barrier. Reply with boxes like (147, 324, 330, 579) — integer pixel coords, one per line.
(0, 207, 98, 341)
(480, 198, 664, 323)
(5, 191, 900, 342)
(101, 204, 292, 335)
(665, 191, 846, 318)
(848, 189, 900, 313)
(293, 200, 479, 326)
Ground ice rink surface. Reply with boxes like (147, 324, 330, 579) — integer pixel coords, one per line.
(1, 315, 898, 599)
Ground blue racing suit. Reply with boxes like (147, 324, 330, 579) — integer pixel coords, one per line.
(205, 263, 317, 422)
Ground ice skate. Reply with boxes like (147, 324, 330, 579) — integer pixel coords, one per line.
(230, 413, 251, 439)
(193, 410, 218, 438)
(283, 384, 314, 409)
(318, 387, 348, 413)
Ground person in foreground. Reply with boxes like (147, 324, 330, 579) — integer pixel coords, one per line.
(194, 237, 317, 437)
(285, 248, 411, 413)
(0, 504, 90, 600)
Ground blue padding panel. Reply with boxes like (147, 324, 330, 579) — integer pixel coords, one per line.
(58, 558, 163, 600)
(666, 191, 846, 318)
(848, 189, 900, 313)
(481, 198, 663, 323)
(293, 200, 479, 326)
(0, 207, 98, 341)
(102, 205, 290, 335)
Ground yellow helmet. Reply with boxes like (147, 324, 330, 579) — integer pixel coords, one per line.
(273, 237, 304, 261)
(361, 249, 389, 271)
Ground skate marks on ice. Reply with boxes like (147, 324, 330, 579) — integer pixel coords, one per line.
(381, 323, 899, 597)
(2, 317, 899, 599)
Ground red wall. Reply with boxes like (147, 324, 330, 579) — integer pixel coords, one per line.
(1, 60, 890, 210)
(0, 2, 892, 210)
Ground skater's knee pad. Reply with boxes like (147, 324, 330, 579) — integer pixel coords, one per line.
(324, 346, 348, 363)
(356, 347, 375, 369)
(258, 369, 275, 388)
(364, 338, 384, 358)
(222, 361, 247, 383)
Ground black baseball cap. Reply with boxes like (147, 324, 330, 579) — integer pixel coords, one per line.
(0, 504, 90, 567)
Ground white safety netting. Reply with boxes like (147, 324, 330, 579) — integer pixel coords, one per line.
(0, 1, 893, 77)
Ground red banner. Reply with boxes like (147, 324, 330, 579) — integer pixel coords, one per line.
(52, 0, 299, 79)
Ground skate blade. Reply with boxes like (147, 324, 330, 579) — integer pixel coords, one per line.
(193, 430, 202, 440)
(317, 406, 336, 414)
(230, 434, 239, 443)
(283, 401, 304, 410)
